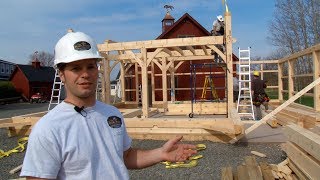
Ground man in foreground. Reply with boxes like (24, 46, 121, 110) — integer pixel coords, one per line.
(20, 30, 197, 179)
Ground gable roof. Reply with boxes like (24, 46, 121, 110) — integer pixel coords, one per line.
(11, 64, 55, 82)
(157, 13, 210, 39)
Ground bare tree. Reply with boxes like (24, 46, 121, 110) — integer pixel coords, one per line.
(268, 0, 319, 54)
(28, 51, 54, 67)
(268, 0, 319, 74)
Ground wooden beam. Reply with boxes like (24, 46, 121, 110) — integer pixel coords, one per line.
(244, 156, 263, 180)
(225, 12, 233, 118)
(141, 47, 149, 117)
(278, 44, 320, 63)
(207, 45, 226, 62)
(162, 57, 168, 111)
(283, 124, 320, 162)
(313, 50, 320, 111)
(124, 118, 240, 134)
(121, 109, 142, 118)
(221, 167, 233, 180)
(278, 63, 284, 101)
(126, 50, 143, 66)
(0, 122, 31, 128)
(98, 36, 224, 51)
(172, 46, 184, 56)
(186, 46, 196, 55)
(230, 77, 320, 143)
(201, 45, 208, 55)
(147, 48, 163, 66)
(283, 142, 320, 179)
(120, 62, 126, 102)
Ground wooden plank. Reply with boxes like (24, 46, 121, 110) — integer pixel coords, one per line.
(266, 118, 278, 128)
(9, 164, 23, 174)
(278, 44, 320, 63)
(283, 124, 320, 161)
(125, 118, 239, 134)
(221, 166, 233, 180)
(283, 142, 320, 179)
(230, 77, 320, 143)
(244, 156, 263, 180)
(259, 162, 275, 180)
(121, 109, 142, 118)
(237, 165, 250, 180)
(98, 36, 224, 51)
(251, 151, 266, 158)
(0, 122, 31, 128)
(287, 159, 309, 180)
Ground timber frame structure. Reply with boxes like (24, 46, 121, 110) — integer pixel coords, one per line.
(93, 12, 243, 142)
(98, 12, 234, 118)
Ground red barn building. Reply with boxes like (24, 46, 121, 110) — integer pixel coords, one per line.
(124, 12, 237, 104)
(10, 60, 55, 101)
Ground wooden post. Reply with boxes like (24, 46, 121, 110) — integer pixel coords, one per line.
(151, 62, 156, 104)
(313, 50, 320, 111)
(103, 56, 111, 104)
(288, 60, 294, 98)
(225, 12, 233, 117)
(141, 47, 149, 117)
(170, 62, 175, 102)
(278, 62, 283, 102)
(162, 57, 168, 111)
(135, 63, 139, 105)
(120, 62, 126, 102)
(99, 61, 106, 102)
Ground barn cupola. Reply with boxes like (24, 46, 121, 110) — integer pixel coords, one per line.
(162, 5, 175, 33)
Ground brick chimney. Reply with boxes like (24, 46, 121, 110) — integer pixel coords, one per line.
(162, 12, 175, 33)
(32, 57, 41, 69)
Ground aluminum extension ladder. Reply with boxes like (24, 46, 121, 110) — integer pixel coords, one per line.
(236, 47, 255, 120)
(48, 69, 63, 111)
(201, 75, 218, 100)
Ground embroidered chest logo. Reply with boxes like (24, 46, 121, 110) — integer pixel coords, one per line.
(107, 116, 122, 128)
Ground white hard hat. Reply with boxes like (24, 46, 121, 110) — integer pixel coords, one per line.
(54, 31, 102, 69)
(217, 15, 224, 22)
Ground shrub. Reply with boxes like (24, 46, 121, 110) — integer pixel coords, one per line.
(0, 81, 20, 99)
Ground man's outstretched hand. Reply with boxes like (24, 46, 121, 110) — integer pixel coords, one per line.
(161, 136, 197, 162)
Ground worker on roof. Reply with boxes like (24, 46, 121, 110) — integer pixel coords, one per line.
(20, 29, 197, 180)
(251, 70, 270, 120)
(211, 15, 225, 36)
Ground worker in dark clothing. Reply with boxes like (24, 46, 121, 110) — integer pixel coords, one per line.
(251, 71, 270, 120)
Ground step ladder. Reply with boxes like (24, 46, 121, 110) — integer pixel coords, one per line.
(201, 75, 218, 100)
(48, 69, 63, 111)
(236, 47, 255, 120)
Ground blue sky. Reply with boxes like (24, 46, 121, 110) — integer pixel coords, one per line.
(0, 0, 276, 65)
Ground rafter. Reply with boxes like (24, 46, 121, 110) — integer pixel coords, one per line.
(186, 46, 196, 55)
(163, 48, 172, 56)
(172, 46, 184, 56)
(201, 45, 208, 55)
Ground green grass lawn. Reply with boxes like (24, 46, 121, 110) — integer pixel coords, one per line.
(265, 89, 314, 107)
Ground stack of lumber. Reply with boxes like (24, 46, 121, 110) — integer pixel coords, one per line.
(282, 124, 320, 180)
(275, 103, 319, 128)
(221, 156, 300, 180)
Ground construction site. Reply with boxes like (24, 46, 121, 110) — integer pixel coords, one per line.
(1, 2, 320, 180)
